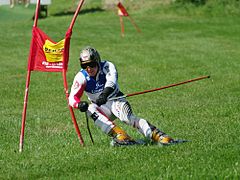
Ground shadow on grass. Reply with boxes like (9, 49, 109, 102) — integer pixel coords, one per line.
(52, 7, 104, 17)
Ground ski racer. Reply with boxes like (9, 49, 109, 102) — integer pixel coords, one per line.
(68, 46, 174, 146)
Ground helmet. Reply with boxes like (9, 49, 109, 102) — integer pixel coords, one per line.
(79, 46, 101, 66)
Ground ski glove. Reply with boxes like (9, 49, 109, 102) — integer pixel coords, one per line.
(96, 87, 114, 106)
(78, 101, 89, 112)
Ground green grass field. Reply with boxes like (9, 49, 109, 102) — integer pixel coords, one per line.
(0, 1, 239, 179)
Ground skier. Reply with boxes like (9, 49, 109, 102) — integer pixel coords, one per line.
(69, 46, 174, 146)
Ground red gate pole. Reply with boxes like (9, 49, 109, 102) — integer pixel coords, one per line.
(69, 0, 85, 30)
(19, 0, 40, 152)
(127, 16, 141, 33)
(62, 0, 86, 146)
(19, 70, 31, 152)
(119, 16, 124, 37)
(62, 70, 84, 145)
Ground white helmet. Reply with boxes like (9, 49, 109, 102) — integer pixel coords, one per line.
(79, 46, 101, 67)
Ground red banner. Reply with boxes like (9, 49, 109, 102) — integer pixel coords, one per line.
(117, 2, 129, 17)
(28, 27, 66, 72)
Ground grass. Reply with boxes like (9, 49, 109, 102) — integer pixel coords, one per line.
(0, 1, 240, 179)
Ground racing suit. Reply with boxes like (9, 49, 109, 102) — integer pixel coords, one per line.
(69, 60, 153, 139)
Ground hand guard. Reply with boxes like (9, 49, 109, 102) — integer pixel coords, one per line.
(78, 101, 89, 112)
(96, 87, 114, 106)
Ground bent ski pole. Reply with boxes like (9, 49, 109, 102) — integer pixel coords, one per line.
(109, 75, 210, 101)
(85, 111, 94, 144)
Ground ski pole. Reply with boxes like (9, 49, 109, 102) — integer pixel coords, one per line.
(109, 75, 210, 101)
(85, 111, 94, 144)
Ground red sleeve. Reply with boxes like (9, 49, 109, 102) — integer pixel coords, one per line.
(68, 72, 86, 108)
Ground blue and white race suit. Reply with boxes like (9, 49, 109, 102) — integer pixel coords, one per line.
(69, 61, 153, 138)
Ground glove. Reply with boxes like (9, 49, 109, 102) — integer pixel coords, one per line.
(96, 87, 114, 106)
(78, 101, 89, 112)
(96, 93, 108, 106)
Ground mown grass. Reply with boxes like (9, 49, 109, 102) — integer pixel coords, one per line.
(0, 1, 239, 179)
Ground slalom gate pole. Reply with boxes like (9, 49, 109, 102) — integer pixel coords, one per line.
(33, 0, 40, 27)
(127, 16, 141, 33)
(109, 75, 210, 101)
(62, 70, 85, 146)
(19, 0, 40, 153)
(19, 70, 31, 152)
(119, 16, 124, 37)
(61, 0, 86, 146)
(69, 0, 85, 30)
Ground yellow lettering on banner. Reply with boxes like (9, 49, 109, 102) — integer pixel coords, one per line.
(43, 39, 65, 62)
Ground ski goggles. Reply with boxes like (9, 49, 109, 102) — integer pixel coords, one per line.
(81, 61, 98, 69)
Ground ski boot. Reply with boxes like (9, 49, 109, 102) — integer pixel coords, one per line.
(109, 126, 137, 147)
(151, 128, 174, 145)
